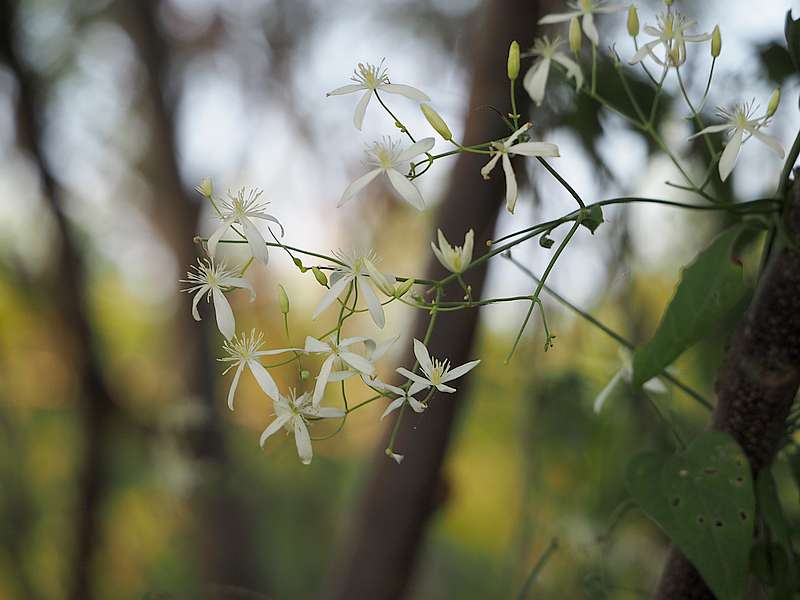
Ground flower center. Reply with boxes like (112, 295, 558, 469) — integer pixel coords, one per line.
(355, 62, 388, 90)
(579, 0, 592, 13)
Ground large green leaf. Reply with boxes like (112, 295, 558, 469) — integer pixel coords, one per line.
(626, 432, 754, 600)
(633, 227, 748, 387)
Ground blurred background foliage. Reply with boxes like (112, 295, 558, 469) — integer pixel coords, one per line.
(1, 0, 799, 599)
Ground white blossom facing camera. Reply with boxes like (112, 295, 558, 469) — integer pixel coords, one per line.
(327, 60, 430, 130)
(339, 137, 435, 211)
(539, 0, 626, 47)
(303, 336, 375, 407)
(259, 389, 344, 465)
(220, 330, 303, 410)
(396, 339, 480, 395)
(431, 229, 474, 274)
(312, 249, 391, 328)
(181, 259, 254, 341)
(380, 383, 427, 420)
(628, 11, 713, 68)
(480, 123, 560, 214)
(690, 100, 785, 182)
(523, 37, 583, 107)
(207, 187, 284, 264)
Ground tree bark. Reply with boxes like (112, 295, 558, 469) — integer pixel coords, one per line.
(322, 1, 550, 598)
(654, 182, 800, 597)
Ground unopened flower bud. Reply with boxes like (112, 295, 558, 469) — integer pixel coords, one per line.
(421, 104, 452, 141)
(507, 40, 520, 80)
(711, 25, 721, 58)
(569, 16, 582, 53)
(293, 257, 307, 272)
(669, 45, 681, 66)
(195, 177, 213, 198)
(767, 87, 781, 117)
(664, 0, 673, 6)
(395, 278, 414, 298)
(278, 284, 289, 314)
(300, 370, 311, 381)
(311, 266, 328, 287)
(627, 5, 640, 38)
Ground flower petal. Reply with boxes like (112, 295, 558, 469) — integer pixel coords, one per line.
(407, 396, 427, 413)
(480, 152, 501, 179)
(409, 380, 429, 395)
(538, 11, 580, 24)
(259, 413, 291, 447)
(211, 288, 235, 340)
(207, 218, 234, 259)
(435, 383, 457, 393)
(751, 129, 785, 158)
(226, 361, 245, 411)
(412, 339, 433, 373)
(380, 398, 405, 420)
(501, 153, 518, 214)
(379, 83, 430, 102)
(688, 124, 731, 139)
(353, 90, 372, 130)
(241, 216, 270, 264)
(358, 275, 386, 328)
(191, 286, 208, 321)
(441, 359, 481, 382)
(523, 59, 550, 106)
(397, 137, 435, 162)
(312, 406, 346, 419)
(312, 274, 353, 320)
(248, 359, 280, 401)
(304, 336, 331, 353)
(397, 366, 430, 388)
(552, 53, 584, 89)
(340, 351, 375, 375)
(338, 168, 383, 207)
(313, 354, 336, 407)
(293, 418, 313, 465)
(581, 13, 599, 46)
(593, 369, 624, 414)
(386, 169, 425, 210)
(719, 129, 744, 182)
(327, 83, 366, 96)
(509, 142, 560, 158)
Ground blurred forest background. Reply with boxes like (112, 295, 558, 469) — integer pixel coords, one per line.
(1, 0, 799, 599)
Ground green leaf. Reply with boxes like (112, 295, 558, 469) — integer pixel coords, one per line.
(785, 10, 800, 73)
(626, 432, 754, 600)
(755, 470, 798, 593)
(632, 226, 748, 387)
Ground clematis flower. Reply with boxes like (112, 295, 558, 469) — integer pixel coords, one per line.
(330, 336, 399, 389)
(539, 0, 626, 47)
(312, 249, 390, 328)
(593, 350, 668, 414)
(304, 336, 375, 406)
(629, 10, 713, 68)
(364, 260, 414, 299)
(326, 60, 430, 130)
(480, 123, 560, 213)
(431, 228, 474, 274)
(690, 100, 784, 182)
(339, 137, 435, 210)
(523, 37, 584, 107)
(207, 187, 284, 264)
(259, 388, 344, 465)
(219, 329, 302, 410)
(181, 258, 254, 340)
(380, 383, 427, 420)
(396, 339, 480, 395)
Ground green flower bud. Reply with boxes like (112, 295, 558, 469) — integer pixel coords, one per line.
(569, 16, 582, 53)
(293, 257, 307, 272)
(300, 370, 311, 381)
(311, 266, 328, 287)
(627, 5, 640, 38)
(767, 87, 781, 117)
(507, 40, 520, 80)
(711, 25, 721, 58)
(394, 278, 414, 298)
(420, 104, 452, 141)
(278, 284, 289, 314)
(195, 177, 213, 198)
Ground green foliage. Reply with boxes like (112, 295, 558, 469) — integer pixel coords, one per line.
(632, 226, 748, 387)
(754, 470, 799, 595)
(784, 10, 800, 73)
(626, 432, 754, 600)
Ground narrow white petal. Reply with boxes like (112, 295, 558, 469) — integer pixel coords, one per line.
(313, 406, 346, 418)
(435, 383, 457, 393)
(409, 380, 430, 395)
(412, 339, 433, 373)
(407, 396, 427, 413)
(380, 398, 405, 420)
(552, 53, 584, 89)
(629, 40, 660, 65)
(463, 229, 474, 265)
(397, 366, 431, 388)
(338, 335, 370, 348)
(358, 276, 386, 328)
(338, 169, 382, 207)
(643, 377, 669, 395)
(719, 129, 744, 182)
(191, 287, 207, 321)
(523, 59, 550, 106)
(397, 137, 435, 162)
(207, 219, 234, 259)
(751, 130, 785, 158)
(248, 360, 280, 401)
(340, 350, 375, 375)
(353, 90, 372, 130)
(224, 277, 255, 301)
(312, 274, 353, 320)
(211, 288, 235, 340)
(593, 369, 624, 414)
(227, 362, 246, 411)
(441, 359, 481, 382)
(538, 11, 580, 24)
(506, 122, 532, 146)
(313, 354, 336, 407)
(327, 83, 366, 96)
(259, 414, 291, 447)
(386, 169, 425, 210)
(431, 241, 452, 272)
(242, 217, 270, 264)
(582, 13, 599, 46)
(379, 83, 431, 102)
(509, 142, 560, 158)
(688, 124, 731, 139)
(502, 153, 518, 214)
(304, 336, 331, 353)
(480, 152, 501, 179)
(293, 418, 313, 465)
(248, 213, 285, 237)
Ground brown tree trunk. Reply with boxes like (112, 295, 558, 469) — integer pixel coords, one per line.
(654, 182, 800, 597)
(322, 1, 551, 598)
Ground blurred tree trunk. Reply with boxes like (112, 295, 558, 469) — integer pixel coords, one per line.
(119, 1, 264, 595)
(0, 5, 117, 600)
(654, 183, 800, 597)
(322, 1, 551, 598)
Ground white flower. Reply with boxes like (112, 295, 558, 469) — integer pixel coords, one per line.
(259, 389, 344, 465)
(690, 100, 785, 182)
(339, 137, 435, 210)
(312, 249, 390, 328)
(593, 354, 668, 414)
(380, 383, 427, 420)
(539, 0, 626, 46)
(181, 259, 254, 340)
(219, 329, 302, 410)
(523, 37, 583, 107)
(207, 187, 284, 264)
(396, 339, 480, 395)
(329, 336, 398, 388)
(629, 11, 713, 68)
(363, 259, 413, 298)
(480, 123, 560, 214)
(327, 60, 430, 130)
(304, 336, 375, 406)
(431, 229, 474, 274)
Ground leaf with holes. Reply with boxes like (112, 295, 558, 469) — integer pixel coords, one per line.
(626, 432, 754, 600)
(632, 226, 748, 387)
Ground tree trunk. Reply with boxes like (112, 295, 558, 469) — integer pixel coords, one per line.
(322, 1, 551, 598)
(654, 182, 800, 597)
